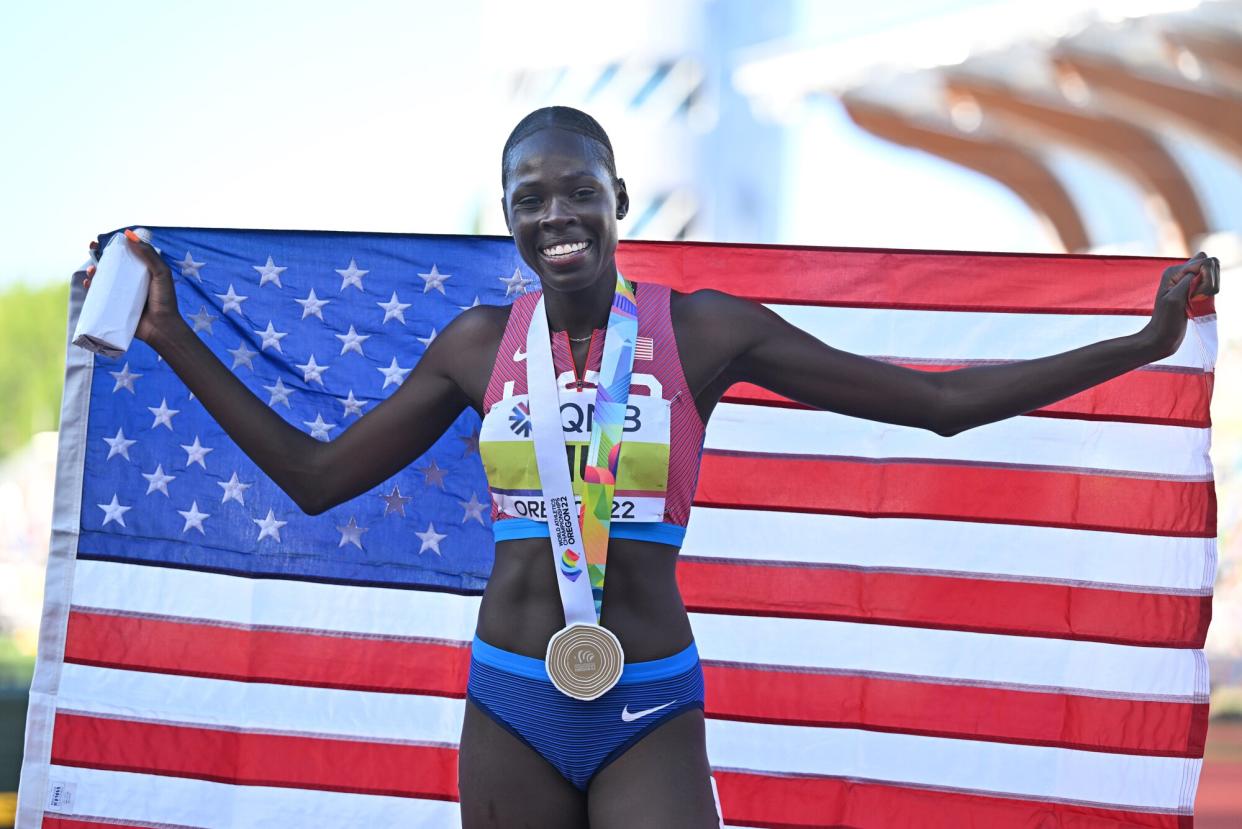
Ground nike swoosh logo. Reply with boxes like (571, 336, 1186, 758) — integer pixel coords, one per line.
(621, 700, 676, 722)
(513, 348, 527, 362)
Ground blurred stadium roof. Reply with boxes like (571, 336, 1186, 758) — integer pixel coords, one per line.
(734, 0, 1242, 257)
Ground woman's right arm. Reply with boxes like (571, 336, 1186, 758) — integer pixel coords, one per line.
(115, 232, 488, 516)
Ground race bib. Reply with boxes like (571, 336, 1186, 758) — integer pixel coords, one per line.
(480, 371, 670, 522)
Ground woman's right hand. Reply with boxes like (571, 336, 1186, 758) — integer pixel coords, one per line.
(83, 229, 184, 345)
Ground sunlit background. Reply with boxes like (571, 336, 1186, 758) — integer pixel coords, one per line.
(2, 0, 1240, 825)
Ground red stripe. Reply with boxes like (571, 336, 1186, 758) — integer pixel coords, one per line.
(64, 610, 469, 696)
(43, 820, 158, 829)
(695, 452, 1216, 537)
(617, 239, 1214, 318)
(679, 558, 1211, 648)
(64, 610, 1208, 757)
(50, 713, 458, 801)
(712, 769, 1188, 829)
(703, 663, 1207, 759)
(723, 363, 1213, 428)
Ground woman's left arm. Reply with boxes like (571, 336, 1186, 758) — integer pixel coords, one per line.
(711, 253, 1219, 437)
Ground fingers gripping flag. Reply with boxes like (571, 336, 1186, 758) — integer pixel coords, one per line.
(19, 229, 1218, 828)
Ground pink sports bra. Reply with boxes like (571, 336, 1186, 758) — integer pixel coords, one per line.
(479, 282, 705, 548)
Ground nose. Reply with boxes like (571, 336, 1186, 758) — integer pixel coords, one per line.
(539, 195, 578, 231)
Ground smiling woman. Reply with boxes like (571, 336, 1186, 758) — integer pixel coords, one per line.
(92, 105, 1218, 828)
(501, 109, 629, 302)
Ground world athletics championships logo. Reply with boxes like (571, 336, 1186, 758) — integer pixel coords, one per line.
(560, 548, 583, 580)
(508, 401, 532, 437)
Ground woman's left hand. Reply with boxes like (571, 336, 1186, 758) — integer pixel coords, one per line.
(1140, 252, 1220, 359)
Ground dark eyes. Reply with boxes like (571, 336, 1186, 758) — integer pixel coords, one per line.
(514, 188, 598, 209)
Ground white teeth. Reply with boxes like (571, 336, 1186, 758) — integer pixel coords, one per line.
(542, 241, 589, 258)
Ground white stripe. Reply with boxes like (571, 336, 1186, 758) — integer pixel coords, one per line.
(43, 765, 461, 828)
(53, 666, 1197, 813)
(707, 720, 1201, 813)
(72, 561, 1204, 699)
(58, 664, 464, 744)
(689, 614, 1205, 699)
(72, 559, 480, 641)
(705, 403, 1211, 478)
(683, 508, 1216, 592)
(767, 304, 1215, 372)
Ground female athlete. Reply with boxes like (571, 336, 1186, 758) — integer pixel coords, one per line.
(86, 106, 1219, 828)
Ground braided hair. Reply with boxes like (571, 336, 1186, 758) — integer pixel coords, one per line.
(501, 106, 617, 188)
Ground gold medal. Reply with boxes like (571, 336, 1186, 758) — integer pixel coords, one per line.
(545, 623, 625, 701)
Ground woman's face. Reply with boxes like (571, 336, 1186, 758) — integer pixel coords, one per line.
(502, 127, 628, 293)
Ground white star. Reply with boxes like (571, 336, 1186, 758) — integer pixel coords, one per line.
(253, 508, 287, 542)
(380, 485, 411, 516)
(228, 342, 257, 371)
(218, 472, 251, 505)
(181, 436, 213, 469)
(457, 295, 482, 312)
(98, 494, 132, 527)
(255, 321, 288, 352)
(103, 427, 136, 461)
(338, 390, 367, 418)
(419, 459, 447, 489)
(416, 522, 447, 555)
(336, 258, 368, 291)
(263, 377, 295, 408)
(335, 325, 370, 356)
(215, 284, 248, 315)
(377, 292, 411, 325)
(295, 288, 330, 321)
(188, 305, 217, 333)
(459, 492, 487, 525)
(177, 252, 205, 281)
(303, 412, 337, 440)
(337, 516, 368, 550)
(419, 264, 451, 294)
(178, 500, 210, 534)
(417, 328, 437, 348)
(148, 398, 180, 430)
(110, 362, 141, 393)
(459, 428, 480, 457)
(253, 255, 287, 288)
(295, 353, 329, 385)
(141, 463, 176, 496)
(500, 268, 532, 297)
(377, 357, 411, 389)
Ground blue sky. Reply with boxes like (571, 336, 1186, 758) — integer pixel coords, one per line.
(0, 1, 489, 286)
(0, 0, 1187, 288)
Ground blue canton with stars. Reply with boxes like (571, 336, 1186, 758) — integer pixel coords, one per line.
(80, 227, 540, 594)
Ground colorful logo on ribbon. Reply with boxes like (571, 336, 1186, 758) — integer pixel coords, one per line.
(560, 547, 583, 580)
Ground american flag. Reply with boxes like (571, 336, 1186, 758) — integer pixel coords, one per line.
(19, 229, 1217, 828)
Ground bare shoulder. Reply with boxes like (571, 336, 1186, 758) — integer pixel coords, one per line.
(663, 288, 775, 405)
(668, 287, 752, 318)
(669, 287, 771, 349)
(440, 302, 511, 342)
(669, 287, 759, 331)
(424, 303, 513, 411)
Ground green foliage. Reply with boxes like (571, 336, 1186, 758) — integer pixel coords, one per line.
(0, 638, 32, 690)
(0, 281, 68, 459)
(1214, 684, 1242, 721)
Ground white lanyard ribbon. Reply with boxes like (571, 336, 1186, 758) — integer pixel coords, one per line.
(526, 295, 598, 627)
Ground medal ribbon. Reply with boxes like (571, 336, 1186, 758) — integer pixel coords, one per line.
(526, 274, 638, 623)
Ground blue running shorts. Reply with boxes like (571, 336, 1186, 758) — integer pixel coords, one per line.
(466, 636, 705, 791)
